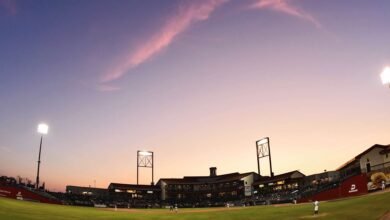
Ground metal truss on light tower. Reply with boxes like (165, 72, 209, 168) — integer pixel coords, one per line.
(256, 137, 274, 177)
(137, 150, 154, 185)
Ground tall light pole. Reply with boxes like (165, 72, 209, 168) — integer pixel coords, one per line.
(36, 123, 48, 189)
(381, 66, 390, 88)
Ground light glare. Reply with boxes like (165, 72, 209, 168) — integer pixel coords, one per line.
(37, 123, 49, 134)
(381, 67, 390, 85)
(138, 151, 152, 156)
(257, 138, 269, 145)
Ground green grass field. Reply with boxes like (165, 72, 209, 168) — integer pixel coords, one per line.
(0, 191, 389, 220)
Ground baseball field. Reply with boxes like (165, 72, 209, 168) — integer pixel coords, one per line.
(0, 191, 389, 220)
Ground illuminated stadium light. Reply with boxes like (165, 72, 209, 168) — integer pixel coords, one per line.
(381, 66, 390, 87)
(138, 151, 152, 156)
(37, 123, 49, 134)
(257, 137, 269, 145)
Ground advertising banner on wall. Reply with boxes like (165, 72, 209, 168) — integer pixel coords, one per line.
(340, 174, 368, 197)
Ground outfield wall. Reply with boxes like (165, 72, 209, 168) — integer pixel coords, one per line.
(0, 186, 61, 204)
(299, 174, 368, 202)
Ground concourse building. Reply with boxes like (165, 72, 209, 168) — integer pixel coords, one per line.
(252, 170, 305, 203)
(156, 167, 260, 207)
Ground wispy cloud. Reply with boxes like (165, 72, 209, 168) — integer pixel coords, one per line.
(250, 0, 321, 28)
(100, 0, 227, 83)
(0, 0, 17, 15)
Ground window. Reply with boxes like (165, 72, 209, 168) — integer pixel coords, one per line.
(274, 186, 282, 191)
(132, 194, 140, 198)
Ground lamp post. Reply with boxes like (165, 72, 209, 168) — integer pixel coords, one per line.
(381, 66, 390, 88)
(36, 123, 48, 189)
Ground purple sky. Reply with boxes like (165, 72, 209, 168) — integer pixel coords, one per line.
(0, 0, 389, 191)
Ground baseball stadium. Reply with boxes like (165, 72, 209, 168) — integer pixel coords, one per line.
(1, 0, 390, 219)
(1, 141, 390, 219)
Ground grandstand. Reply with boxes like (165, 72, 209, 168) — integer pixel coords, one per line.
(0, 176, 60, 204)
(252, 170, 304, 204)
(1, 143, 389, 208)
(156, 167, 259, 207)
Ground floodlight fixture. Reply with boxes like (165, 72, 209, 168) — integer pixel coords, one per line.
(37, 123, 49, 135)
(381, 66, 390, 87)
(138, 151, 152, 156)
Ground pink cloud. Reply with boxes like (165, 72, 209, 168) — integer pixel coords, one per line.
(0, 0, 17, 15)
(100, 0, 227, 83)
(250, 0, 321, 28)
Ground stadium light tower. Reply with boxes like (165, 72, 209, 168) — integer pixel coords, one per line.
(380, 66, 390, 88)
(137, 150, 154, 185)
(256, 137, 274, 177)
(36, 123, 49, 189)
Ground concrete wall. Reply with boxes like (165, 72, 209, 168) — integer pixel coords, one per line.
(241, 174, 254, 197)
(359, 147, 384, 172)
(160, 181, 167, 200)
(384, 152, 390, 164)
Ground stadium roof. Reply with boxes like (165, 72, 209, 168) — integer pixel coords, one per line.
(156, 172, 258, 185)
(336, 144, 390, 171)
(108, 183, 160, 191)
(379, 145, 390, 155)
(65, 185, 109, 195)
(66, 185, 107, 191)
(252, 170, 305, 185)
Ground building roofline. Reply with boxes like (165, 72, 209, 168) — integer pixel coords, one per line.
(336, 144, 389, 171)
(156, 172, 258, 184)
(65, 185, 107, 191)
(252, 170, 305, 185)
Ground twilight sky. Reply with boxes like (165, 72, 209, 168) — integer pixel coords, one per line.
(0, 0, 389, 192)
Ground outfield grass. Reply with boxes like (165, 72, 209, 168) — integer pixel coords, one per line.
(0, 191, 389, 220)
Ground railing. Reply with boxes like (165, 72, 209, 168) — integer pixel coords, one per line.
(298, 181, 340, 199)
(370, 161, 390, 171)
(339, 167, 361, 181)
(361, 162, 390, 174)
